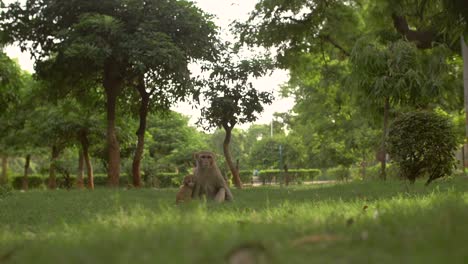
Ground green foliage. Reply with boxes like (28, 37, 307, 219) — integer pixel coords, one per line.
(258, 169, 321, 184)
(12, 176, 44, 190)
(248, 135, 304, 169)
(0, 184, 12, 198)
(145, 111, 209, 173)
(198, 44, 274, 131)
(0, 52, 22, 115)
(326, 166, 351, 181)
(387, 111, 459, 184)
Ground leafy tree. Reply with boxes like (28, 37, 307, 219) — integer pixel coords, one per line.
(234, 0, 363, 67)
(349, 39, 458, 179)
(249, 135, 303, 170)
(198, 46, 274, 188)
(0, 53, 23, 185)
(387, 111, 458, 185)
(145, 111, 208, 174)
(1, 0, 218, 186)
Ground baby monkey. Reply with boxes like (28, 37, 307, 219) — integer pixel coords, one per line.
(176, 174, 195, 204)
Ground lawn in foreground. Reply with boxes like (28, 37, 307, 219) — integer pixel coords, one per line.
(0, 178, 467, 264)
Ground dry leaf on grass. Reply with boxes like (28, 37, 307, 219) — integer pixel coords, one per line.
(226, 242, 270, 264)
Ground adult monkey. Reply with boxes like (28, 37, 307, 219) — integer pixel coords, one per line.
(192, 151, 234, 202)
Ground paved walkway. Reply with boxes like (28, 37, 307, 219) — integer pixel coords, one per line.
(247, 180, 337, 187)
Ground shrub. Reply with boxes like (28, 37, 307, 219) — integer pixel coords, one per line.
(239, 170, 253, 183)
(0, 184, 12, 198)
(387, 111, 458, 184)
(326, 166, 351, 181)
(12, 175, 44, 189)
(257, 169, 321, 184)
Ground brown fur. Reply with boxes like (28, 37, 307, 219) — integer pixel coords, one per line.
(176, 175, 195, 204)
(191, 151, 233, 202)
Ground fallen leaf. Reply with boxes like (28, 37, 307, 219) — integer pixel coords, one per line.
(226, 242, 269, 264)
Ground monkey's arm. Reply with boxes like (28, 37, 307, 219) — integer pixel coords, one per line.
(192, 182, 201, 199)
(224, 184, 234, 201)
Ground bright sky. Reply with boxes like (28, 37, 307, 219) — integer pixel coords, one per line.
(3, 0, 294, 129)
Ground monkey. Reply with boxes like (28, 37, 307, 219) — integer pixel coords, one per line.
(176, 174, 195, 204)
(191, 151, 233, 202)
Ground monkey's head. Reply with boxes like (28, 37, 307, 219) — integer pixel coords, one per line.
(194, 151, 216, 168)
(183, 175, 195, 188)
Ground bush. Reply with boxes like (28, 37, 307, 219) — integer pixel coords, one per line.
(290, 169, 321, 182)
(387, 111, 458, 184)
(326, 166, 351, 181)
(257, 169, 321, 184)
(12, 175, 44, 189)
(0, 184, 12, 198)
(238, 170, 253, 184)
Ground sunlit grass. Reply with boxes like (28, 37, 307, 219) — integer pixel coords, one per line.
(0, 178, 467, 263)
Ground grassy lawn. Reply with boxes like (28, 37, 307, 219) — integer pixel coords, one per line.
(1, 178, 468, 263)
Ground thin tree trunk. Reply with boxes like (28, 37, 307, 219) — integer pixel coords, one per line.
(132, 78, 149, 188)
(223, 125, 242, 189)
(83, 146, 94, 190)
(77, 151, 85, 189)
(22, 154, 31, 190)
(48, 146, 59, 189)
(1, 155, 7, 185)
(462, 36, 468, 176)
(462, 146, 466, 176)
(103, 60, 123, 187)
(79, 130, 94, 190)
(380, 97, 390, 181)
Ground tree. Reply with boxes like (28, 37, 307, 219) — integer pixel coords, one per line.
(198, 46, 274, 188)
(0, 52, 23, 185)
(349, 39, 458, 179)
(234, 0, 362, 67)
(1, 0, 218, 186)
(144, 111, 209, 174)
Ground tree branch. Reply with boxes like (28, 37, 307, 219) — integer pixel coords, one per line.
(391, 13, 435, 49)
(320, 35, 350, 57)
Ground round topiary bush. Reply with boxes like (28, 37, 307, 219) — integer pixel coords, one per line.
(387, 111, 458, 185)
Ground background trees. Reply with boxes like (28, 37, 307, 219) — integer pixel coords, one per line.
(0, 0, 467, 187)
(2, 0, 218, 187)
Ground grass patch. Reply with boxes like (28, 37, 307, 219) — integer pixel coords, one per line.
(0, 178, 467, 263)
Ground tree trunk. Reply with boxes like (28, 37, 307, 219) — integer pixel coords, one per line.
(462, 37, 468, 175)
(223, 126, 242, 188)
(380, 97, 390, 181)
(462, 145, 466, 176)
(131, 78, 149, 188)
(77, 151, 85, 189)
(1, 155, 7, 185)
(79, 130, 94, 190)
(48, 146, 59, 189)
(22, 154, 31, 190)
(103, 60, 124, 187)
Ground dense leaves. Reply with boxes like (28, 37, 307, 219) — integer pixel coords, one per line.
(387, 111, 458, 184)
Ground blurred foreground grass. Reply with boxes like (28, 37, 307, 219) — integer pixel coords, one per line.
(0, 178, 467, 263)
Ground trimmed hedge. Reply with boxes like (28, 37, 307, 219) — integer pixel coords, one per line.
(12, 175, 44, 189)
(11, 172, 184, 189)
(258, 169, 321, 184)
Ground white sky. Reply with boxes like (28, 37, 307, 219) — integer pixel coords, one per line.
(3, 0, 294, 129)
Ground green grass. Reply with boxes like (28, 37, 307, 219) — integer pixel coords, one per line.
(1, 178, 468, 263)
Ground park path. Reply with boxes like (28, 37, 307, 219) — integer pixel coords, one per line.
(245, 176, 337, 187)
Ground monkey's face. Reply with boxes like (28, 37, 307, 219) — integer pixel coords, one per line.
(183, 175, 194, 187)
(198, 153, 214, 168)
